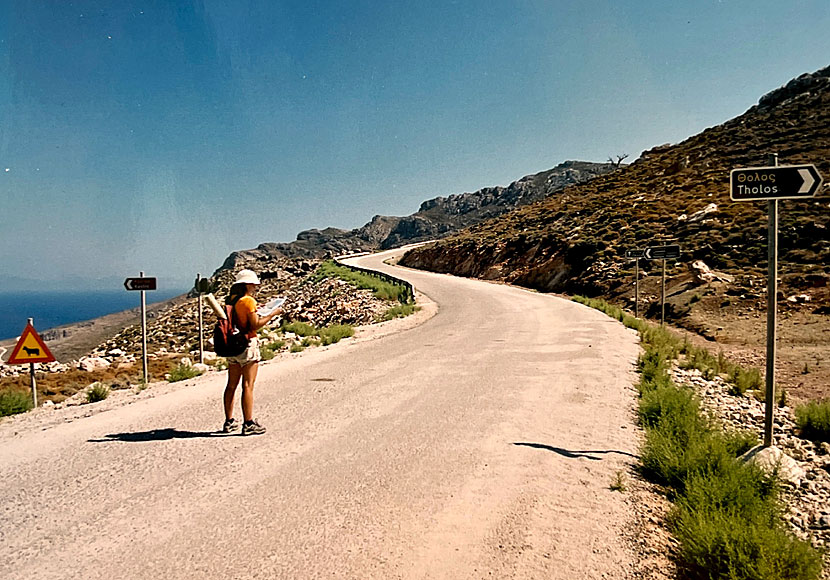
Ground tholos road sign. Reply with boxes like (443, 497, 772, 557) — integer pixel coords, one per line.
(625, 249, 644, 258)
(730, 164, 823, 201)
(124, 277, 157, 291)
(7, 323, 55, 364)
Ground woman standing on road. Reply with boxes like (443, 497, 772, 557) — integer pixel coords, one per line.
(222, 269, 281, 435)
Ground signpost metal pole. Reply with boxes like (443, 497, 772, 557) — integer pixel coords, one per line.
(764, 154, 779, 447)
(28, 318, 37, 408)
(661, 259, 666, 326)
(140, 271, 149, 385)
(197, 273, 204, 365)
(635, 258, 640, 318)
(728, 157, 824, 447)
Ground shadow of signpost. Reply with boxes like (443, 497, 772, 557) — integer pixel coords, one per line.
(513, 442, 638, 461)
(89, 428, 226, 443)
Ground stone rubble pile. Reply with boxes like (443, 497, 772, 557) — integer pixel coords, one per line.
(282, 278, 390, 328)
(0, 257, 396, 383)
(93, 262, 391, 361)
(671, 365, 830, 564)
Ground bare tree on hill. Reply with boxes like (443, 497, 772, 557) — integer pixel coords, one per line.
(607, 153, 629, 168)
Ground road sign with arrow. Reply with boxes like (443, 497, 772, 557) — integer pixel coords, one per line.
(643, 245, 681, 260)
(124, 277, 157, 291)
(730, 164, 823, 201)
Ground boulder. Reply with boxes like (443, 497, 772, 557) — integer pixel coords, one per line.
(739, 445, 805, 486)
(689, 260, 734, 284)
(77, 356, 111, 372)
(687, 203, 718, 223)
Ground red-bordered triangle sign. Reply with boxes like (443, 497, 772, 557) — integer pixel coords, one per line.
(7, 324, 56, 364)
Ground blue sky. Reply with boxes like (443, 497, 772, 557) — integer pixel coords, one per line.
(1, 0, 828, 291)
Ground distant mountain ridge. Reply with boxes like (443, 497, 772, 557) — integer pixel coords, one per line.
(216, 160, 617, 273)
(399, 65, 830, 303)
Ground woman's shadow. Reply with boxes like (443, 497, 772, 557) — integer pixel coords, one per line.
(89, 428, 229, 443)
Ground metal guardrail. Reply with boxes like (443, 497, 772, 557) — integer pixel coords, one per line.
(333, 255, 415, 304)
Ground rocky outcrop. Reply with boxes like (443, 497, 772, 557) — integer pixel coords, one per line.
(214, 160, 616, 273)
(755, 65, 830, 111)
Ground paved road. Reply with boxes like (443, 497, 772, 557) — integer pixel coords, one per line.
(0, 249, 641, 579)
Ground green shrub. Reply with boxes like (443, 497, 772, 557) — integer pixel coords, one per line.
(313, 260, 412, 303)
(718, 350, 729, 375)
(318, 324, 354, 345)
(281, 322, 353, 347)
(260, 340, 286, 361)
(673, 486, 820, 580)
(86, 382, 110, 403)
(167, 364, 202, 383)
(610, 471, 627, 492)
(639, 382, 698, 428)
(680, 345, 721, 380)
(729, 366, 763, 396)
(795, 401, 830, 442)
(573, 295, 822, 579)
(282, 321, 317, 337)
(290, 344, 305, 353)
(0, 389, 33, 416)
(382, 303, 418, 320)
(641, 416, 733, 492)
(638, 349, 673, 391)
(725, 429, 760, 457)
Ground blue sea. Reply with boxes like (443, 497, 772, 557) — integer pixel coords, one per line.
(0, 289, 188, 341)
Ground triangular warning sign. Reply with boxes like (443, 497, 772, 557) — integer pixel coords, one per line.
(7, 324, 56, 364)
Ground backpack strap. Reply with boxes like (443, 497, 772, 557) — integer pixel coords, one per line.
(226, 302, 249, 334)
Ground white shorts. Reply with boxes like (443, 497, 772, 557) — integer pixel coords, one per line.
(226, 337, 260, 366)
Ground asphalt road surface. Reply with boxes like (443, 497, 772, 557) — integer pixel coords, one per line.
(0, 249, 641, 579)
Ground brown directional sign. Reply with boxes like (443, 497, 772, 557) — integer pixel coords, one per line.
(625, 249, 644, 258)
(643, 245, 681, 260)
(124, 277, 157, 291)
(730, 164, 823, 201)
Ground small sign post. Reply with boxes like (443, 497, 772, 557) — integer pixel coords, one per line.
(642, 245, 681, 326)
(124, 273, 156, 385)
(193, 274, 219, 366)
(196, 273, 204, 365)
(625, 249, 645, 318)
(730, 155, 824, 447)
(7, 318, 56, 408)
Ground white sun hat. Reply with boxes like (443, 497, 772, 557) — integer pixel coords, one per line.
(234, 269, 261, 285)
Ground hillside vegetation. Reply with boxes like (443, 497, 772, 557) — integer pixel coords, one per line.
(400, 65, 830, 402)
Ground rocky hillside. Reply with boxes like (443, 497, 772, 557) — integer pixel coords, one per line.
(400, 65, 830, 402)
(217, 161, 616, 271)
(0, 255, 398, 403)
(401, 66, 829, 299)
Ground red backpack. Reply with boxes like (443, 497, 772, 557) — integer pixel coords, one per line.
(213, 304, 250, 357)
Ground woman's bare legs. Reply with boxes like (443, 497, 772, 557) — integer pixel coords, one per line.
(224, 362, 243, 420)
(241, 362, 259, 422)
